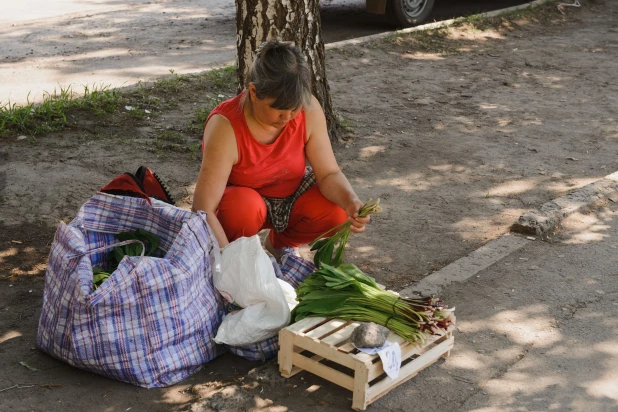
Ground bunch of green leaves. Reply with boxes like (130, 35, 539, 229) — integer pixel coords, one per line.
(292, 263, 455, 343)
(309, 198, 382, 268)
(92, 229, 160, 290)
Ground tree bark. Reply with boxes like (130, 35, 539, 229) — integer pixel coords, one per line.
(235, 0, 343, 142)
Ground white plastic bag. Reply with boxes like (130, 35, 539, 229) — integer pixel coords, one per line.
(213, 235, 296, 346)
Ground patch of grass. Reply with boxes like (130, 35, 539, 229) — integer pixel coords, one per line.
(0, 84, 123, 137)
(202, 66, 237, 90)
(386, 26, 460, 56)
(79, 84, 121, 114)
(126, 81, 161, 114)
(124, 106, 148, 119)
(337, 114, 353, 133)
(1, 64, 239, 160)
(153, 69, 190, 93)
(155, 130, 186, 144)
(459, 13, 490, 31)
(190, 95, 225, 132)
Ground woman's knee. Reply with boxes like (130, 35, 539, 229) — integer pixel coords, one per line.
(294, 186, 347, 228)
(318, 202, 348, 229)
(217, 187, 266, 239)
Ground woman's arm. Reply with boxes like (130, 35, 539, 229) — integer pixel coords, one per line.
(192, 115, 238, 247)
(304, 96, 369, 233)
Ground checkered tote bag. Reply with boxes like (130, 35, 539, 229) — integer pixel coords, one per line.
(37, 192, 226, 388)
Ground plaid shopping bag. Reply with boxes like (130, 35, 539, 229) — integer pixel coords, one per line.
(37, 193, 226, 388)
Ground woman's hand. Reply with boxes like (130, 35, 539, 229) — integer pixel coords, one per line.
(346, 199, 370, 233)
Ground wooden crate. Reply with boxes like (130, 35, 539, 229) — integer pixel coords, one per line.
(278, 316, 455, 411)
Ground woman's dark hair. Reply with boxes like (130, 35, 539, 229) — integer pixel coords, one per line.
(245, 40, 312, 110)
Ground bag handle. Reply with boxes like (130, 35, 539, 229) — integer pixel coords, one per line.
(67, 239, 146, 260)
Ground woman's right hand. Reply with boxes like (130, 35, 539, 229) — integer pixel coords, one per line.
(346, 199, 370, 233)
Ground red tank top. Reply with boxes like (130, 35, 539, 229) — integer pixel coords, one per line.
(206, 92, 307, 199)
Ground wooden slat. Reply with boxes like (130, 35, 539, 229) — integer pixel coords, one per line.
(366, 333, 451, 381)
(354, 351, 377, 364)
(366, 336, 454, 403)
(292, 353, 355, 391)
(337, 342, 356, 353)
(305, 319, 349, 339)
(293, 333, 358, 369)
(285, 316, 328, 334)
(321, 322, 360, 346)
(352, 361, 370, 411)
(285, 353, 325, 377)
(278, 329, 295, 377)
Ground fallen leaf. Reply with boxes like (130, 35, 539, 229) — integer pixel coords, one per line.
(19, 361, 40, 372)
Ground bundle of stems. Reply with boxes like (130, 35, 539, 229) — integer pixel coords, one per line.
(309, 198, 382, 268)
(292, 262, 455, 343)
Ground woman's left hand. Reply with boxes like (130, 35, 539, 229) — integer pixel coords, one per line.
(346, 199, 370, 233)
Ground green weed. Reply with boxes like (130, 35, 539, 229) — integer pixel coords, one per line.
(0, 84, 122, 136)
(155, 130, 186, 144)
(202, 66, 237, 90)
(191, 95, 225, 132)
(337, 114, 352, 133)
(154, 69, 189, 93)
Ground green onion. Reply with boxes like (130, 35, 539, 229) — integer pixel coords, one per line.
(309, 198, 382, 268)
(292, 262, 455, 343)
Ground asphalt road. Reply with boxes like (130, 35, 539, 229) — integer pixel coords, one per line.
(1, 0, 531, 105)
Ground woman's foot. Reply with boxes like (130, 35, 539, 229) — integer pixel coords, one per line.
(264, 233, 300, 263)
(263, 235, 283, 262)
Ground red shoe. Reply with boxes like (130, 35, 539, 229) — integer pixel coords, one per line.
(134, 166, 175, 205)
(100, 166, 175, 205)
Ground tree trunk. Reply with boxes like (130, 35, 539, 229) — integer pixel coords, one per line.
(235, 0, 343, 142)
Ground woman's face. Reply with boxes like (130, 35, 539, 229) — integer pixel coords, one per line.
(249, 85, 301, 129)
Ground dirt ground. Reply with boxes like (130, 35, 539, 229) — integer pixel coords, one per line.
(1, 0, 617, 410)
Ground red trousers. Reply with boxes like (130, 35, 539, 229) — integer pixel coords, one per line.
(217, 185, 347, 248)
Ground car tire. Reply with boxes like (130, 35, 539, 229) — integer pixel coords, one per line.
(386, 0, 435, 28)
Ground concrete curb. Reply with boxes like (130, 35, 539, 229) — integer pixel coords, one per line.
(398, 234, 531, 297)
(511, 171, 618, 236)
(325, 0, 553, 50)
(397, 171, 618, 297)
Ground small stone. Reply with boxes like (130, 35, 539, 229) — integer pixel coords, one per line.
(17, 135, 28, 141)
(595, 290, 605, 295)
(477, 350, 485, 354)
(351, 322, 390, 348)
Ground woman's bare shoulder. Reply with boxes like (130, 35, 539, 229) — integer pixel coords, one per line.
(304, 95, 324, 115)
(304, 95, 327, 140)
(203, 114, 238, 163)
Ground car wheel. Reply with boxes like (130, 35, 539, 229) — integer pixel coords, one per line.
(386, 0, 435, 27)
